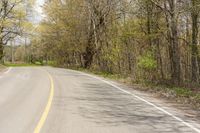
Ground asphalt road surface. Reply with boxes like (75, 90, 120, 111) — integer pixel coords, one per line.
(0, 67, 200, 133)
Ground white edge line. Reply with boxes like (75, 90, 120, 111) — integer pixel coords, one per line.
(68, 69, 200, 133)
(4, 67, 12, 74)
(0, 67, 12, 78)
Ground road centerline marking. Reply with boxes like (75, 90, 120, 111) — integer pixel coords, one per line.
(34, 70, 54, 133)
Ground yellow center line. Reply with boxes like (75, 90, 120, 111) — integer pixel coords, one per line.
(34, 70, 54, 133)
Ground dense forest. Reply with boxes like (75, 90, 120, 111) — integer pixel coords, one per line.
(31, 0, 200, 87)
(2, 0, 200, 88)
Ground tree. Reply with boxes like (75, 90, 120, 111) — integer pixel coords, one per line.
(31, 0, 200, 87)
(191, 0, 200, 82)
(0, 0, 25, 61)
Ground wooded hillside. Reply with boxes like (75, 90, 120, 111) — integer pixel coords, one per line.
(22, 0, 200, 87)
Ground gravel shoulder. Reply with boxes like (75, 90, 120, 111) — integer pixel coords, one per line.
(0, 64, 6, 73)
(73, 68, 200, 125)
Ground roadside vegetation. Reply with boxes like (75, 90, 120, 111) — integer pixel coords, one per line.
(73, 68, 200, 109)
(30, 0, 200, 87)
(1, 0, 200, 109)
(0, 64, 6, 72)
(4, 63, 41, 67)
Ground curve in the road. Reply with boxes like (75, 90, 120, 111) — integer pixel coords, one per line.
(69, 69, 200, 133)
(34, 70, 54, 133)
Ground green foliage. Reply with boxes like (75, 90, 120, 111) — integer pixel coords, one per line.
(194, 94, 200, 101)
(137, 51, 157, 71)
(174, 87, 194, 97)
(4, 63, 41, 67)
(45, 61, 57, 66)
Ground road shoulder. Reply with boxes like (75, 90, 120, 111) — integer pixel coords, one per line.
(66, 68, 200, 126)
(0, 64, 7, 74)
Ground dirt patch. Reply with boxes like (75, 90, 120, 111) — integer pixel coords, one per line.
(0, 64, 7, 73)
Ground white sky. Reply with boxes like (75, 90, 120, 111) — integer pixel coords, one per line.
(13, 0, 45, 45)
(36, 0, 44, 14)
(34, 0, 45, 23)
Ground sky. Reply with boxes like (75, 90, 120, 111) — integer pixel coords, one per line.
(34, 0, 45, 23)
(36, 0, 45, 14)
(12, 0, 45, 45)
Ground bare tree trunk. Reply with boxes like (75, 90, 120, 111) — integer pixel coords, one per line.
(167, 0, 181, 84)
(0, 40, 4, 62)
(170, 15, 181, 84)
(146, 1, 152, 47)
(191, 0, 199, 82)
(83, 27, 95, 68)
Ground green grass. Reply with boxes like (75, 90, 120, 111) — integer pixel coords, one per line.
(47, 61, 56, 66)
(194, 94, 200, 101)
(144, 82, 200, 108)
(0, 64, 7, 72)
(173, 87, 200, 103)
(4, 63, 42, 67)
(173, 87, 194, 97)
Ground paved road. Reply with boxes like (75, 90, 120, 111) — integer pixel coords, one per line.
(0, 67, 200, 133)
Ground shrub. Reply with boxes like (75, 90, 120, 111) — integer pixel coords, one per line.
(137, 51, 157, 71)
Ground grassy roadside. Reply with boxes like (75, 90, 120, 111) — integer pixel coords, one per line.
(3, 63, 200, 110)
(4, 63, 42, 67)
(0, 64, 7, 72)
(72, 68, 200, 110)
